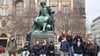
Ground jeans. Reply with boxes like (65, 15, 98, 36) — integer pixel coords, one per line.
(22, 51, 30, 56)
(69, 46, 74, 56)
(74, 53, 83, 56)
(60, 51, 68, 56)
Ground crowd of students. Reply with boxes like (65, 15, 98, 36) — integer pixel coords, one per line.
(6, 30, 100, 56)
(58, 31, 100, 56)
(22, 40, 55, 56)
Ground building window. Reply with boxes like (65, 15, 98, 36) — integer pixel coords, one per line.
(2, 0, 8, 5)
(16, 2, 23, 7)
(16, 10, 23, 16)
(16, 34, 22, 44)
(1, 20, 7, 28)
(63, 6, 69, 14)
(0, 8, 8, 16)
(0, 33, 7, 37)
(50, 6, 57, 13)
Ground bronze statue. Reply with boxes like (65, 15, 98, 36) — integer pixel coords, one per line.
(32, 1, 55, 32)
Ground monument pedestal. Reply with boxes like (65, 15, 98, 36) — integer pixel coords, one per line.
(30, 31, 56, 46)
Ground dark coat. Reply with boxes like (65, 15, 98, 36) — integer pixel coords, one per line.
(74, 35, 83, 43)
(58, 36, 63, 42)
(87, 46, 97, 56)
(31, 46, 41, 56)
(60, 41, 70, 52)
(23, 45, 30, 51)
(40, 45, 48, 54)
(73, 42, 84, 54)
(26, 32, 31, 42)
(66, 35, 73, 46)
(48, 44, 55, 53)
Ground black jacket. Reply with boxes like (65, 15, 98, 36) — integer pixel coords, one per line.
(66, 35, 73, 46)
(74, 35, 83, 43)
(40, 45, 48, 54)
(73, 42, 84, 54)
(48, 44, 55, 54)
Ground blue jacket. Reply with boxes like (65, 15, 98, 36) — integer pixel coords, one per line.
(60, 41, 70, 52)
(31, 46, 41, 55)
(26, 32, 31, 41)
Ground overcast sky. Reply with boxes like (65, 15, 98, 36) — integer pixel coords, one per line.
(86, 0, 100, 33)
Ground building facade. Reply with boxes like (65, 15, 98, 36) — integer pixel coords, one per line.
(0, 0, 86, 46)
(91, 16, 100, 45)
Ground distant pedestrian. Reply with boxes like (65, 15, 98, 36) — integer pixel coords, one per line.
(48, 41, 55, 56)
(60, 37, 70, 56)
(26, 30, 32, 42)
(6, 36, 17, 56)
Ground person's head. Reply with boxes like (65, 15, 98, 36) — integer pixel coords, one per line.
(50, 41, 53, 45)
(90, 40, 95, 47)
(62, 30, 66, 37)
(76, 32, 80, 36)
(67, 30, 71, 36)
(76, 38, 81, 42)
(42, 40, 47, 45)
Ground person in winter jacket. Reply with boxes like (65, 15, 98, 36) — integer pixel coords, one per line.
(66, 31, 74, 56)
(48, 41, 55, 56)
(22, 42, 30, 56)
(60, 37, 70, 56)
(40, 40, 48, 56)
(73, 32, 83, 43)
(58, 30, 66, 42)
(31, 41, 41, 56)
(73, 38, 84, 56)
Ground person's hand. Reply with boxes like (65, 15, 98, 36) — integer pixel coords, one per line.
(61, 40, 64, 42)
(50, 51, 54, 53)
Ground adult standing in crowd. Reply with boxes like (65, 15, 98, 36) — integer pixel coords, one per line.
(66, 31, 74, 56)
(86, 40, 97, 56)
(58, 30, 66, 42)
(73, 32, 83, 43)
(60, 37, 70, 56)
(6, 36, 17, 56)
(48, 41, 55, 56)
(73, 38, 84, 56)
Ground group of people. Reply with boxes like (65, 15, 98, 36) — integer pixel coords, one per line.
(22, 40, 55, 56)
(58, 31, 100, 56)
(6, 30, 100, 56)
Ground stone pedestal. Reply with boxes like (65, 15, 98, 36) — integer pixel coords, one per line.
(30, 31, 56, 46)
